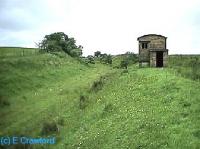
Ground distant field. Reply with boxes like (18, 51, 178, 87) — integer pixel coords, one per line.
(0, 48, 199, 149)
(168, 55, 200, 80)
(0, 47, 39, 57)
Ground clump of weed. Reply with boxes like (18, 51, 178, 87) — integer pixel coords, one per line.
(79, 95, 88, 109)
(90, 79, 103, 92)
(41, 121, 59, 135)
(0, 96, 10, 107)
(102, 103, 114, 117)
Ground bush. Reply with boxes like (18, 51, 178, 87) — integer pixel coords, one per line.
(70, 48, 82, 57)
(124, 52, 138, 64)
(100, 54, 112, 64)
(120, 60, 128, 69)
(87, 55, 95, 64)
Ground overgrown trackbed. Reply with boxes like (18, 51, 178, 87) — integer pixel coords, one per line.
(59, 67, 200, 149)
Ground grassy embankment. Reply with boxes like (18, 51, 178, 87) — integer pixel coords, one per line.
(0, 47, 113, 137)
(0, 48, 199, 149)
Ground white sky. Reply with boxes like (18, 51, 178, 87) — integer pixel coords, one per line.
(0, 0, 200, 55)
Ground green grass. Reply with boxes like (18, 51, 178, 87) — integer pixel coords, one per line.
(0, 48, 199, 149)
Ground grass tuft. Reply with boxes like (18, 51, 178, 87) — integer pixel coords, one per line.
(90, 79, 104, 92)
(41, 121, 59, 135)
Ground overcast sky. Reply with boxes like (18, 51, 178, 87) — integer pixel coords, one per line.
(0, 0, 200, 55)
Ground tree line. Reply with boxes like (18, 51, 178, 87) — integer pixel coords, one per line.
(38, 32, 138, 67)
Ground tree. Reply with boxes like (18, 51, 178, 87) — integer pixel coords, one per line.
(39, 32, 82, 57)
(94, 51, 101, 57)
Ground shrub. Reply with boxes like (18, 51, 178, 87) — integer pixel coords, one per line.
(100, 54, 112, 64)
(124, 52, 138, 64)
(70, 48, 82, 57)
(120, 60, 128, 69)
(87, 55, 95, 64)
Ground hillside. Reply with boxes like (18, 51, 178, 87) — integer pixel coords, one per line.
(0, 48, 199, 149)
